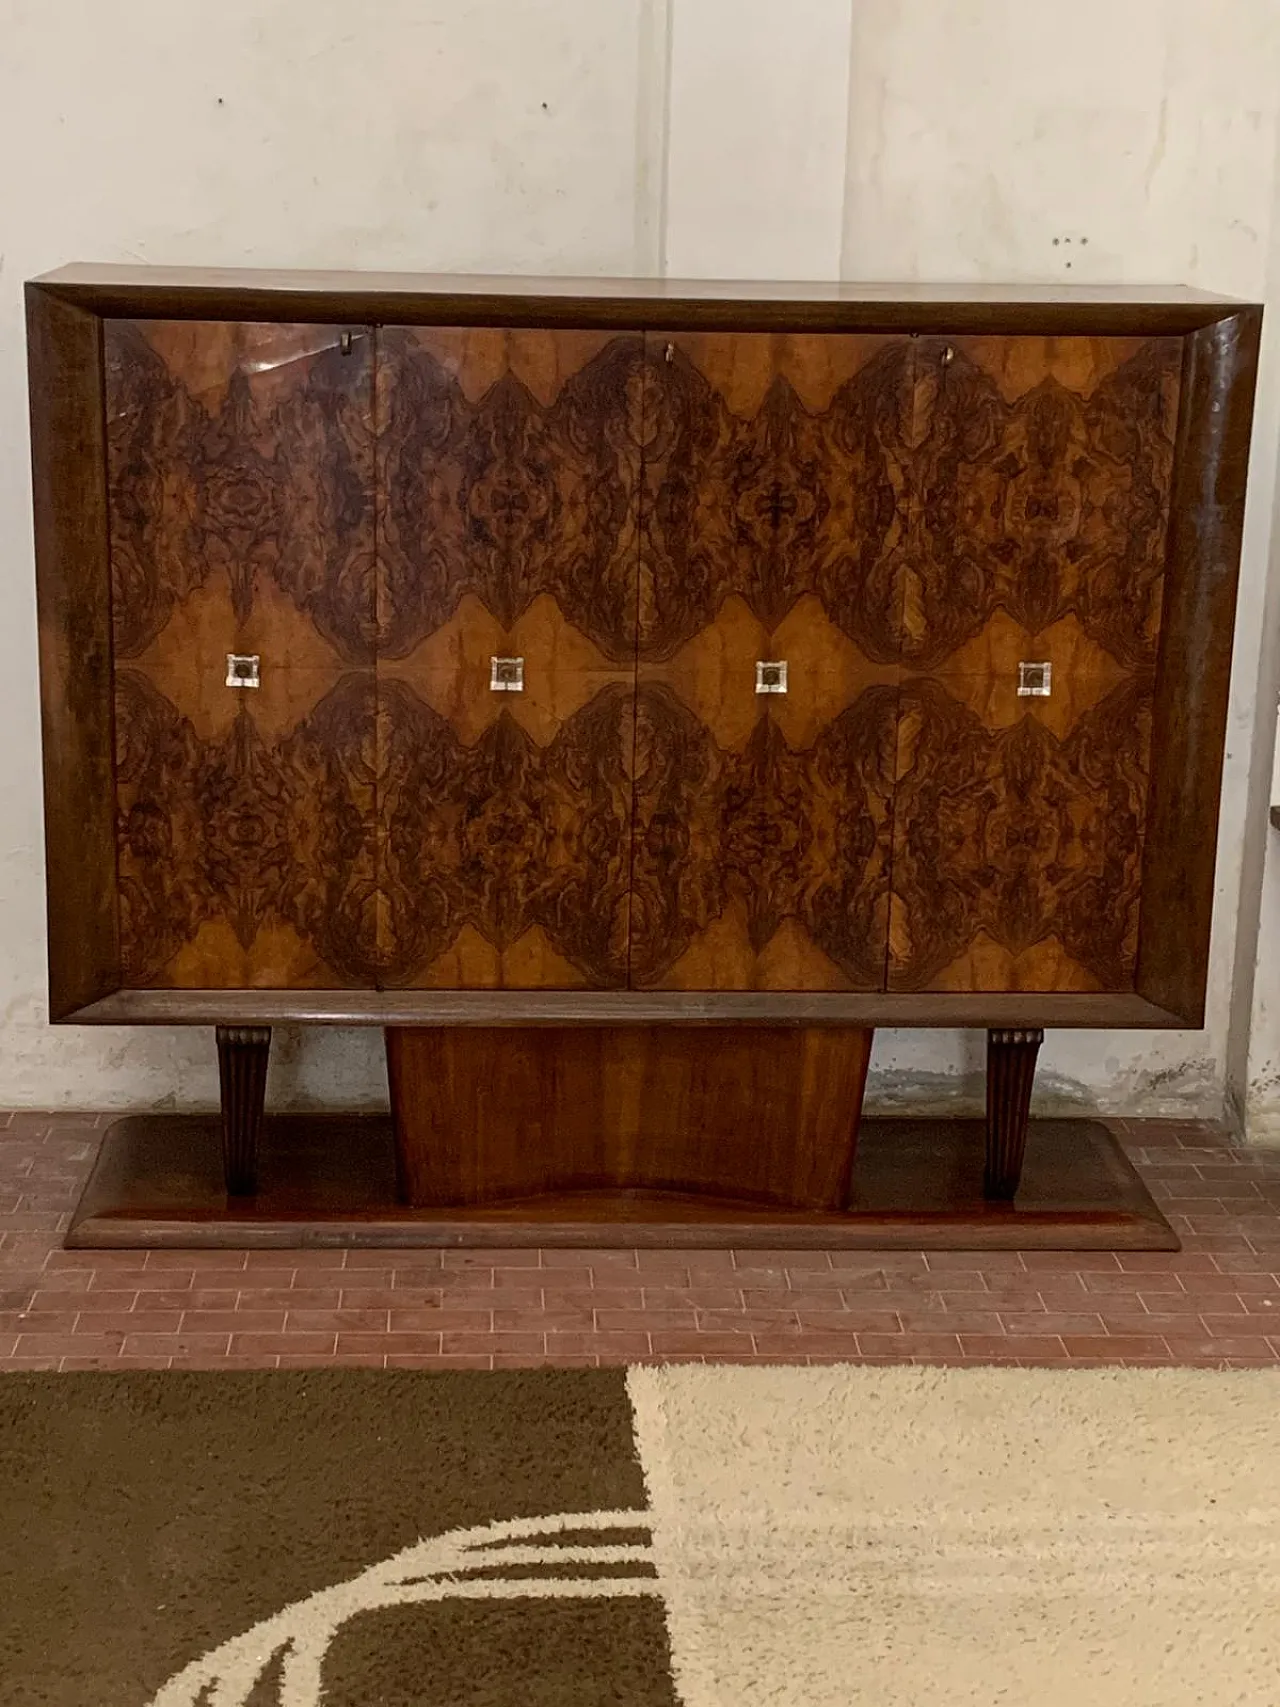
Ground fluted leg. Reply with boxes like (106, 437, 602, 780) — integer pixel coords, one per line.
(984, 1028, 1043, 1201)
(216, 1026, 271, 1197)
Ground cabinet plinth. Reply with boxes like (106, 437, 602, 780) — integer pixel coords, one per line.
(388, 1025, 872, 1211)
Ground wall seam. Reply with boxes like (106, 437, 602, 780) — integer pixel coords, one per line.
(634, 0, 674, 278)
(1225, 107, 1280, 1139)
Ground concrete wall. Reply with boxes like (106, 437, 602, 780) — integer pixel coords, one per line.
(2, 0, 1279, 1126)
(842, 1, 1280, 1128)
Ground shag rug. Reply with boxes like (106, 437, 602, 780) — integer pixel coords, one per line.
(2, 1367, 1278, 1705)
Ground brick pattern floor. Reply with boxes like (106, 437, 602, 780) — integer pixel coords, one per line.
(2, 1114, 1280, 1371)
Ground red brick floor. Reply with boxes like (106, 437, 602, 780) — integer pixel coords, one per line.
(2, 1113, 1280, 1371)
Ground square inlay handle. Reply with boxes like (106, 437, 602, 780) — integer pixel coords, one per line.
(756, 660, 788, 695)
(226, 654, 260, 690)
(1017, 661, 1052, 697)
(490, 656, 524, 692)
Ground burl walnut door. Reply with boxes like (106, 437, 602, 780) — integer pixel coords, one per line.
(888, 334, 1182, 992)
(105, 321, 378, 988)
(628, 332, 909, 990)
(374, 328, 643, 989)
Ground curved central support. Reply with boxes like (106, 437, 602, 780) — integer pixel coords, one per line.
(387, 1025, 872, 1211)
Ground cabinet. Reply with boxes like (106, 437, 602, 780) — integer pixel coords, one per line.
(105, 318, 379, 989)
(27, 269, 1260, 1234)
(85, 307, 1204, 1003)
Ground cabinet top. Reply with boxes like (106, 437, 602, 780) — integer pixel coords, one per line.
(28, 264, 1258, 335)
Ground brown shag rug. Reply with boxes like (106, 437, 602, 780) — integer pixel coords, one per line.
(2, 1367, 1278, 1704)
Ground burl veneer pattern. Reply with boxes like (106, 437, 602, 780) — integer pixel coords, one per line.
(105, 322, 1182, 997)
(107, 320, 376, 665)
(888, 336, 1182, 993)
(374, 329, 642, 988)
(630, 334, 907, 990)
(627, 333, 1179, 993)
(105, 321, 378, 988)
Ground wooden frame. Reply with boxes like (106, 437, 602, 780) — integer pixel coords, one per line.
(27, 266, 1262, 1031)
(27, 288, 116, 1021)
(66, 989, 1188, 1028)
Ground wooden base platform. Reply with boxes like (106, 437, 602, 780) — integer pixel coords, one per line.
(66, 1114, 1177, 1251)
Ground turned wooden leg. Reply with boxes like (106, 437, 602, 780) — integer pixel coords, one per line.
(216, 1026, 270, 1197)
(984, 1027, 1043, 1201)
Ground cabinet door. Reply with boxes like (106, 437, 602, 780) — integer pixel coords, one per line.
(106, 320, 378, 988)
(887, 334, 1182, 992)
(628, 332, 907, 990)
(374, 328, 642, 989)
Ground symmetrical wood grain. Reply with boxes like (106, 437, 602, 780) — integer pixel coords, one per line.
(105, 321, 378, 987)
(635, 332, 909, 657)
(374, 329, 641, 988)
(91, 311, 1216, 1004)
(887, 336, 1183, 993)
(628, 680, 900, 989)
(375, 677, 634, 989)
(377, 327, 643, 661)
(388, 1024, 873, 1210)
(899, 337, 1179, 669)
(113, 668, 378, 988)
(888, 675, 1157, 993)
(630, 334, 907, 989)
(106, 320, 377, 663)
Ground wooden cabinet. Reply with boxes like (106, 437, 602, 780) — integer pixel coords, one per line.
(631, 331, 902, 992)
(887, 333, 1182, 995)
(28, 269, 1260, 1234)
(374, 326, 641, 991)
(28, 270, 1259, 1036)
(104, 319, 379, 991)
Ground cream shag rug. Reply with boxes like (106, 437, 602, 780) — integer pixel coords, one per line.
(630, 1366, 1280, 1706)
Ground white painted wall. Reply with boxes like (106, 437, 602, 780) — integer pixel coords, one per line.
(843, 0, 1280, 1127)
(664, 0, 853, 279)
(2, 0, 1279, 1126)
(0, 0, 650, 1112)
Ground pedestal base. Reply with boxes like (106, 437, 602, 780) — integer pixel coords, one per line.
(388, 1025, 872, 1212)
(66, 1115, 1177, 1250)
